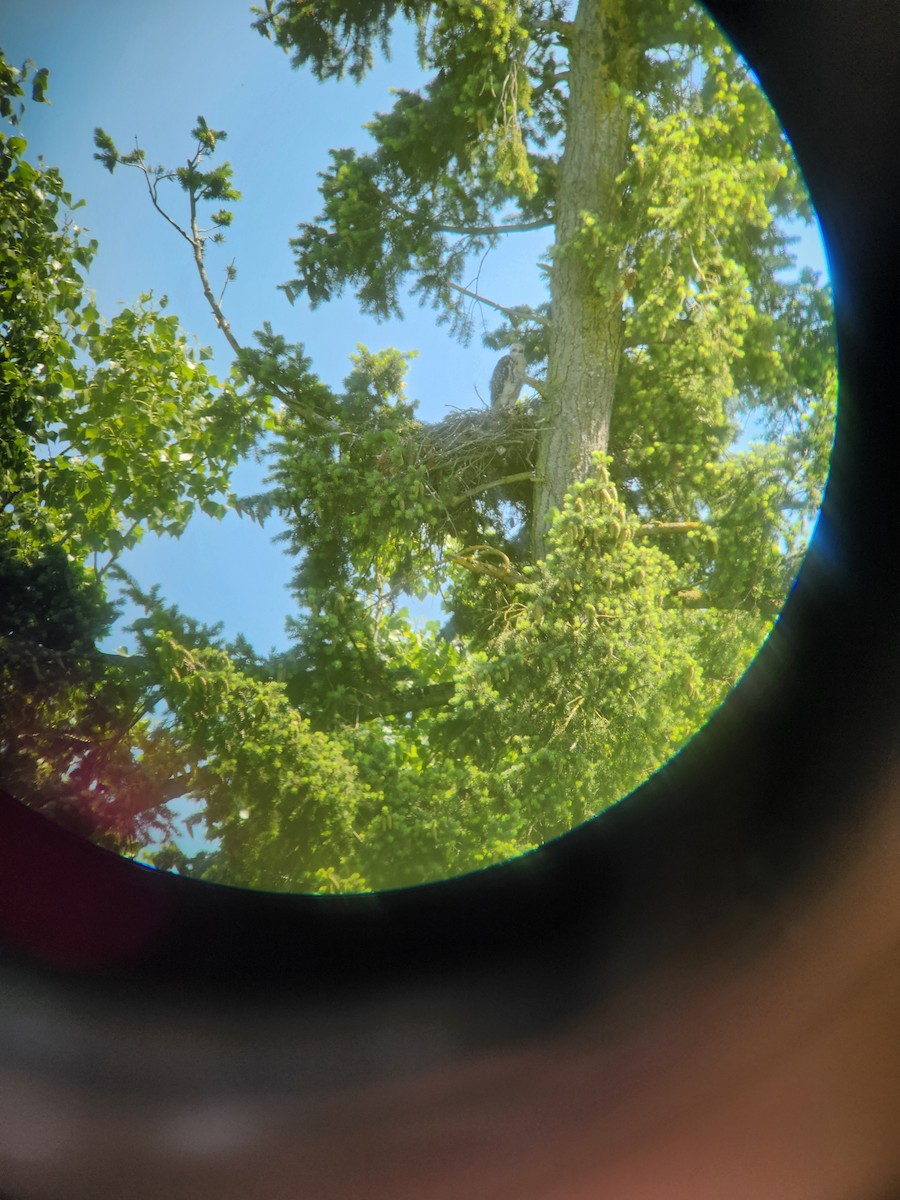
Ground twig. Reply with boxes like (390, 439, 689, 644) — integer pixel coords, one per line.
(140, 177, 195, 249)
(218, 258, 236, 307)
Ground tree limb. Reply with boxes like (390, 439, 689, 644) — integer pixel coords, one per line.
(446, 282, 549, 325)
(462, 471, 537, 499)
(447, 545, 527, 583)
(352, 681, 456, 721)
(187, 185, 243, 360)
(381, 191, 552, 240)
(435, 217, 554, 237)
(523, 372, 549, 400)
(532, 71, 570, 104)
(529, 17, 574, 41)
(136, 155, 196, 250)
(127, 140, 346, 437)
(636, 520, 705, 535)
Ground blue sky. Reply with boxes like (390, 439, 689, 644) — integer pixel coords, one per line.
(4, 0, 830, 657)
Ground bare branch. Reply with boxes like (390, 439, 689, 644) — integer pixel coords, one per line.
(523, 372, 549, 400)
(446, 282, 549, 325)
(462, 470, 537, 499)
(0, 485, 23, 512)
(447, 545, 527, 583)
(636, 521, 705, 535)
(188, 185, 242, 360)
(532, 70, 570, 103)
(96, 518, 143, 579)
(352, 681, 456, 721)
(184, 183, 345, 435)
(380, 191, 552, 240)
(132, 147, 194, 249)
(529, 17, 574, 41)
(120, 138, 344, 437)
(435, 217, 554, 237)
(218, 258, 236, 307)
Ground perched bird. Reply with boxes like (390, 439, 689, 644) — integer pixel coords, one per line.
(490, 343, 527, 410)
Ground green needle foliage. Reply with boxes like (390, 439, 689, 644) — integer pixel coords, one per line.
(1, 0, 835, 894)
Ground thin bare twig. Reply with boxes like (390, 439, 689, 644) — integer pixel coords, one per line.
(133, 145, 195, 249)
(217, 258, 236, 307)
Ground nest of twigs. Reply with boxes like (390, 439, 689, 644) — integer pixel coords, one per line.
(411, 401, 544, 506)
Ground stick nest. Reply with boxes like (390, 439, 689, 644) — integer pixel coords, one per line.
(411, 401, 543, 503)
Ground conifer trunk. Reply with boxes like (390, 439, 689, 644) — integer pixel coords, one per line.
(532, 0, 639, 558)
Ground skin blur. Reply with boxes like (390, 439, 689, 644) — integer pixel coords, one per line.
(1, 785, 898, 1200)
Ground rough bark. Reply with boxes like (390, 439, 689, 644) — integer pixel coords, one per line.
(532, 0, 639, 558)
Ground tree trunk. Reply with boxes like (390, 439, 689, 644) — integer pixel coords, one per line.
(532, 0, 639, 558)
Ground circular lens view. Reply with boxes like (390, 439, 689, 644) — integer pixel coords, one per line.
(2, 1, 836, 893)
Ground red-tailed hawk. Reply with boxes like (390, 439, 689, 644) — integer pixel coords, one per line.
(490, 343, 526, 410)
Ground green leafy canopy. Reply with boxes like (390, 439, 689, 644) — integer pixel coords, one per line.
(1, 2, 835, 893)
